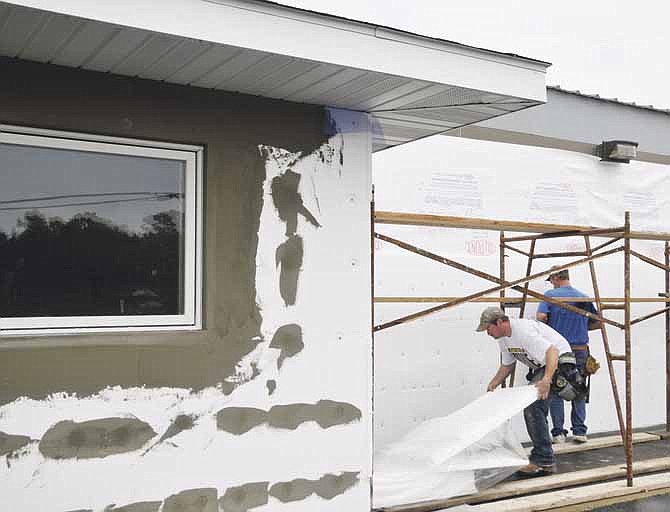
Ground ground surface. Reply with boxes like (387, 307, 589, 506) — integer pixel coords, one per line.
(591, 494, 670, 511)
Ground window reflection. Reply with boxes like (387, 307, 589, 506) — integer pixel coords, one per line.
(0, 143, 185, 317)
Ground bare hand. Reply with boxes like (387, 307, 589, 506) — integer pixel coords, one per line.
(535, 378, 551, 400)
(486, 381, 497, 392)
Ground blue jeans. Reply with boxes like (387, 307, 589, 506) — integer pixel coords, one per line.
(550, 349, 588, 437)
(524, 394, 555, 466)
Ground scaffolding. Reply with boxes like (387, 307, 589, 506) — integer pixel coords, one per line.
(372, 209, 670, 488)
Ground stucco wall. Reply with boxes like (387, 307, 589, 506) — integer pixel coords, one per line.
(0, 58, 372, 511)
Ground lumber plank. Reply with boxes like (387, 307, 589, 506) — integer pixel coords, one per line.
(374, 211, 591, 234)
(547, 488, 670, 512)
(375, 457, 670, 512)
(470, 472, 670, 511)
(648, 429, 670, 439)
(374, 211, 670, 241)
(374, 296, 670, 303)
(537, 432, 661, 456)
(479, 457, 670, 500)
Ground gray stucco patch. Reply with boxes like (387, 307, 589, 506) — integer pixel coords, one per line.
(270, 170, 320, 237)
(266, 380, 276, 395)
(68, 472, 357, 511)
(216, 401, 361, 434)
(216, 407, 267, 435)
(269, 400, 361, 430)
(0, 431, 32, 456)
(38, 418, 156, 459)
(268, 472, 360, 503)
(158, 414, 196, 444)
(163, 488, 217, 512)
(269, 324, 304, 369)
(275, 235, 303, 306)
(267, 403, 312, 430)
(312, 399, 362, 428)
(269, 479, 313, 503)
(143, 414, 197, 454)
(315, 472, 359, 499)
(4, 441, 34, 468)
(221, 358, 262, 397)
(219, 482, 268, 512)
(106, 502, 162, 512)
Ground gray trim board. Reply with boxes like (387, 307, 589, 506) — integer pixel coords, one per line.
(445, 88, 670, 163)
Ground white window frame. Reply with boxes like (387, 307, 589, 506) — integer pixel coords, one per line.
(0, 125, 203, 336)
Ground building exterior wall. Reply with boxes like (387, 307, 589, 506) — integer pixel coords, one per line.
(0, 58, 373, 511)
(373, 134, 669, 447)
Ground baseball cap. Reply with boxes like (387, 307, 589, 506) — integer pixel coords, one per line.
(546, 265, 569, 282)
(475, 306, 506, 332)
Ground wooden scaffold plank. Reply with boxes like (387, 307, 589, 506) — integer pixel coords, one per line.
(375, 457, 670, 512)
(374, 210, 670, 241)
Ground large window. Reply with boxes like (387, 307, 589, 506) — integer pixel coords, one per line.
(0, 127, 202, 335)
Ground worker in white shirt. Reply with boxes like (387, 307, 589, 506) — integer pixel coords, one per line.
(477, 306, 574, 477)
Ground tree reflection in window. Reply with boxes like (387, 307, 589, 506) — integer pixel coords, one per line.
(0, 208, 183, 317)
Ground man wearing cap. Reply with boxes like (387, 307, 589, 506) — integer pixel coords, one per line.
(537, 267, 598, 444)
(477, 306, 573, 477)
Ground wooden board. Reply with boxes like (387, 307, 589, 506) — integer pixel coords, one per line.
(548, 488, 670, 512)
(540, 432, 660, 456)
(470, 472, 670, 511)
(374, 211, 670, 241)
(376, 457, 670, 512)
(374, 296, 670, 303)
(648, 429, 670, 440)
(375, 211, 602, 234)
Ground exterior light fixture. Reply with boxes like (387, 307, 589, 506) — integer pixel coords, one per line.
(598, 140, 638, 163)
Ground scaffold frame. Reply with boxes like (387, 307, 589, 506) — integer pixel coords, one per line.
(372, 209, 670, 488)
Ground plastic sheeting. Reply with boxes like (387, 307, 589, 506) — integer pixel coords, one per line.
(373, 386, 538, 509)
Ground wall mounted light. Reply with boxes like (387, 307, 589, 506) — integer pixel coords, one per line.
(598, 140, 638, 163)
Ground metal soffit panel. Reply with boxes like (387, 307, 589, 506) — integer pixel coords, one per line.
(0, 2, 541, 151)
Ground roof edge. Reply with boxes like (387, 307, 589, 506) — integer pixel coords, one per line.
(549, 85, 670, 116)
(212, 0, 552, 70)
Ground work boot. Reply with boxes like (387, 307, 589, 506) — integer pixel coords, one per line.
(552, 434, 567, 444)
(573, 435, 588, 443)
(516, 463, 556, 478)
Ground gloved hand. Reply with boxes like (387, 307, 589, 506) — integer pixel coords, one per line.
(585, 355, 600, 375)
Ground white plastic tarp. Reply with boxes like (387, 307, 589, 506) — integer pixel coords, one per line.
(373, 386, 538, 509)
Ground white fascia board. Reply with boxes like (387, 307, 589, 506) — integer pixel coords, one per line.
(6, 0, 549, 103)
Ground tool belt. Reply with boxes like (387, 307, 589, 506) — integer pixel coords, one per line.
(553, 353, 588, 401)
(568, 344, 600, 401)
(568, 344, 599, 373)
(576, 346, 600, 404)
(525, 352, 588, 401)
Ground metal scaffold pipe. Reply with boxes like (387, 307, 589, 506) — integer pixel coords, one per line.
(624, 212, 633, 487)
(666, 241, 670, 432)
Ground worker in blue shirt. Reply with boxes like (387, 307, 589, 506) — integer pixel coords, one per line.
(537, 266, 599, 444)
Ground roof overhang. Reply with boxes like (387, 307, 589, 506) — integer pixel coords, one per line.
(445, 87, 670, 165)
(0, 0, 550, 151)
